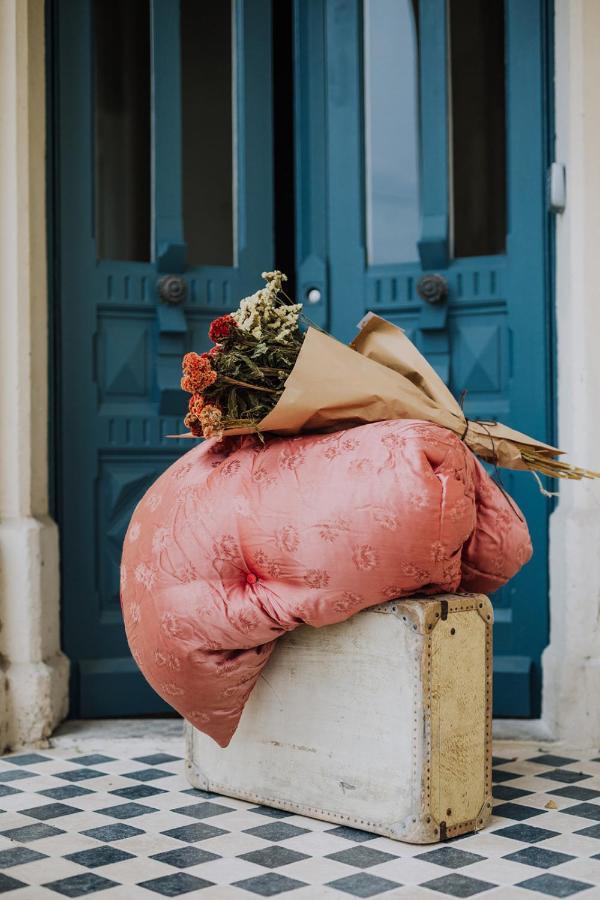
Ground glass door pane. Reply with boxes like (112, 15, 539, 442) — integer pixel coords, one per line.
(449, 0, 506, 257)
(363, 0, 420, 265)
(93, 0, 151, 261)
(181, 0, 234, 267)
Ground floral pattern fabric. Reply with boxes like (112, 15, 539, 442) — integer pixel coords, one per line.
(120, 420, 532, 747)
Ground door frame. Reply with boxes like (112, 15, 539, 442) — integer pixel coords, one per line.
(47, 0, 556, 719)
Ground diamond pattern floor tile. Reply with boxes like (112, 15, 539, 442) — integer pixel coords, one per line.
(0, 740, 596, 897)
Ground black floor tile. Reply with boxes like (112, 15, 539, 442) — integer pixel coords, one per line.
(492, 769, 522, 783)
(248, 806, 294, 819)
(527, 755, 578, 768)
(420, 873, 496, 897)
(0, 785, 21, 799)
(64, 846, 134, 868)
(138, 873, 214, 895)
(55, 769, 106, 783)
(67, 755, 114, 767)
(238, 846, 309, 869)
(21, 802, 82, 821)
(80, 824, 144, 842)
(38, 786, 94, 801)
(560, 802, 600, 821)
(516, 873, 593, 897)
(171, 801, 234, 819)
(325, 846, 398, 868)
(43, 873, 118, 897)
(243, 823, 310, 842)
(123, 768, 173, 782)
(325, 826, 378, 843)
(0, 770, 32, 783)
(110, 784, 166, 800)
(0, 846, 47, 868)
(503, 846, 575, 869)
(96, 801, 158, 819)
(493, 823, 559, 843)
(492, 785, 533, 802)
(325, 873, 400, 897)
(3, 753, 49, 766)
(180, 788, 219, 799)
(150, 847, 221, 868)
(1, 823, 65, 842)
(574, 823, 600, 839)
(161, 822, 228, 843)
(134, 754, 181, 766)
(0, 874, 28, 893)
(549, 786, 600, 801)
(234, 873, 307, 896)
(539, 770, 592, 785)
(492, 802, 546, 821)
(415, 847, 486, 869)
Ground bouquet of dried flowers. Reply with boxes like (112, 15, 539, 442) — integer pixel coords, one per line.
(178, 271, 599, 484)
(181, 271, 304, 438)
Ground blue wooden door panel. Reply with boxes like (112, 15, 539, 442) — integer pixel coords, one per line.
(56, 0, 274, 715)
(297, 0, 552, 716)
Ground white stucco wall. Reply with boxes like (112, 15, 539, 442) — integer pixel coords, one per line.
(542, 0, 600, 744)
(0, 0, 69, 750)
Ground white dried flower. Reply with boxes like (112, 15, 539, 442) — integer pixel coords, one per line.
(232, 271, 302, 343)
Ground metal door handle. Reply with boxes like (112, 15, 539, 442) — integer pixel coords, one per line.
(157, 274, 188, 305)
(417, 273, 448, 304)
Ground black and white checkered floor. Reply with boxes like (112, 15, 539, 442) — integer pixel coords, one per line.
(0, 736, 599, 898)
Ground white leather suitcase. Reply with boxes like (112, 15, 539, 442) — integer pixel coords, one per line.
(185, 593, 493, 844)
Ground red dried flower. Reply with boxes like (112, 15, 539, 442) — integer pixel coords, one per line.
(181, 352, 217, 394)
(208, 314, 235, 343)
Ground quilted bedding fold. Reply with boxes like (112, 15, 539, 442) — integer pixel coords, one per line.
(120, 420, 532, 747)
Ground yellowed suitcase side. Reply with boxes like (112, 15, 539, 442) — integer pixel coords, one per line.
(425, 593, 493, 841)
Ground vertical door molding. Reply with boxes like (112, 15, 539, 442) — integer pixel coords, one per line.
(417, 0, 450, 269)
(294, 0, 329, 328)
(325, 0, 366, 341)
(151, 0, 185, 272)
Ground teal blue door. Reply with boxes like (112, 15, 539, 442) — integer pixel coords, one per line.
(293, 0, 553, 716)
(54, 0, 274, 714)
(55, 0, 552, 718)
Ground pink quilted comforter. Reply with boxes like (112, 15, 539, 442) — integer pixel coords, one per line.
(121, 420, 532, 746)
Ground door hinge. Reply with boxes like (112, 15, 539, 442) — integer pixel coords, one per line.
(548, 162, 566, 214)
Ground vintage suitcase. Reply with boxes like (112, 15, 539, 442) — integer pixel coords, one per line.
(185, 593, 493, 844)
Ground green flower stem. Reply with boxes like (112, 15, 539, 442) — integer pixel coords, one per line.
(221, 375, 278, 394)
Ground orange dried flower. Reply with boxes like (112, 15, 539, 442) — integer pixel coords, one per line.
(181, 352, 217, 394)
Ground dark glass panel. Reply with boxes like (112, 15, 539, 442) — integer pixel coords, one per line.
(181, 0, 234, 266)
(94, 0, 151, 261)
(450, 0, 506, 257)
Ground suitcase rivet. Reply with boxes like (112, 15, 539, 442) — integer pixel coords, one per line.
(450, 627, 456, 635)
(446, 808, 452, 816)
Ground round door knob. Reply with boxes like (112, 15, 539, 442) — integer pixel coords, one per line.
(416, 273, 448, 304)
(306, 287, 322, 304)
(157, 274, 188, 304)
